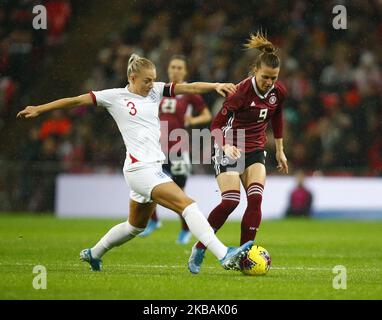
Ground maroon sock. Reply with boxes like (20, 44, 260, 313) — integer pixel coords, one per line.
(151, 210, 158, 222)
(180, 216, 189, 231)
(240, 183, 263, 245)
(196, 190, 240, 249)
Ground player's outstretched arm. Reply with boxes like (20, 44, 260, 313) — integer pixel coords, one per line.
(16, 93, 93, 119)
(174, 82, 236, 97)
(185, 108, 212, 127)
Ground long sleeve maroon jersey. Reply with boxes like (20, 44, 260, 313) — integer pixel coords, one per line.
(211, 77, 286, 152)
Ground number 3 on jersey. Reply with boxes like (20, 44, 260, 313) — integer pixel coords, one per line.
(127, 101, 137, 116)
(161, 98, 177, 113)
(257, 108, 268, 123)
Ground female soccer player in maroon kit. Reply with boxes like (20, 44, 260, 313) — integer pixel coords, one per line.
(188, 32, 289, 274)
(139, 55, 212, 244)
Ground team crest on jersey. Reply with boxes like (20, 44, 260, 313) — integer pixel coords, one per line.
(269, 95, 277, 104)
(221, 156, 230, 166)
(155, 171, 167, 179)
(148, 91, 158, 101)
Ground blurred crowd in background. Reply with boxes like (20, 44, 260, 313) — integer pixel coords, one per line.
(0, 0, 75, 120)
(0, 0, 77, 210)
(0, 0, 382, 211)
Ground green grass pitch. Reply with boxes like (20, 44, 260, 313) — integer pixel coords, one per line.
(0, 214, 381, 300)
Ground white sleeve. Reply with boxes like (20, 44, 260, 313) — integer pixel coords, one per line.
(90, 89, 118, 108)
(153, 82, 165, 101)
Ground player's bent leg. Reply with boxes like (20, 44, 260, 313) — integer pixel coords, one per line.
(151, 182, 215, 252)
(128, 200, 158, 228)
(196, 172, 240, 249)
(191, 172, 241, 273)
(151, 182, 227, 260)
(151, 181, 193, 214)
(208, 172, 241, 231)
(240, 163, 266, 245)
(80, 200, 156, 271)
(152, 181, 251, 272)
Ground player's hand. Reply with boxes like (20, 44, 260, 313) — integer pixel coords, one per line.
(215, 83, 237, 97)
(17, 106, 41, 119)
(184, 115, 194, 127)
(276, 150, 288, 174)
(222, 144, 242, 160)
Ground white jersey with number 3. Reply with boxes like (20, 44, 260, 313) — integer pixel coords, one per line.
(91, 82, 175, 169)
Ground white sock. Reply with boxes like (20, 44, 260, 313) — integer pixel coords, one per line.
(182, 202, 227, 260)
(91, 221, 144, 259)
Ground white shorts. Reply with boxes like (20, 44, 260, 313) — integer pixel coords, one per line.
(123, 162, 173, 204)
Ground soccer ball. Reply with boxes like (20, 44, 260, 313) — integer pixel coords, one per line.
(239, 245, 271, 276)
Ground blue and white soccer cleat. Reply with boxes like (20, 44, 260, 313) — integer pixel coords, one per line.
(80, 248, 102, 271)
(138, 219, 162, 237)
(220, 240, 254, 270)
(176, 230, 192, 245)
(188, 244, 206, 274)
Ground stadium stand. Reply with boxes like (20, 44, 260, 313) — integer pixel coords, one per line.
(0, 0, 381, 211)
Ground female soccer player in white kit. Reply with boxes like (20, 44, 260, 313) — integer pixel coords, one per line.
(17, 54, 253, 272)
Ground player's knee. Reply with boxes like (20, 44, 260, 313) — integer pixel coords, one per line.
(173, 196, 195, 215)
(181, 197, 195, 210)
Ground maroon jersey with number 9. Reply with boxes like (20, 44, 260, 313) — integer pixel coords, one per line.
(211, 77, 286, 152)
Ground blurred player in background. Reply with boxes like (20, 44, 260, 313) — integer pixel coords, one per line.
(188, 32, 289, 274)
(139, 55, 212, 244)
(286, 171, 313, 217)
(17, 54, 253, 272)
